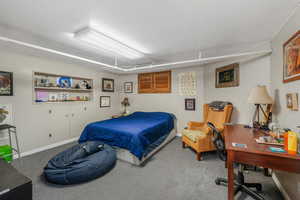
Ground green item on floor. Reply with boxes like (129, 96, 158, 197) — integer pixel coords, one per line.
(0, 145, 13, 163)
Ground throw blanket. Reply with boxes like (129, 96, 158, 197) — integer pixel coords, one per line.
(79, 112, 175, 160)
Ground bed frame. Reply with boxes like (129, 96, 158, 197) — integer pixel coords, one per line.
(115, 119, 178, 166)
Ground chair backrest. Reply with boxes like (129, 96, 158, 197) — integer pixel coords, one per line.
(203, 104, 233, 131)
(207, 122, 227, 161)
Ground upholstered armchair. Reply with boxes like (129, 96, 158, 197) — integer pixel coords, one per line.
(182, 103, 233, 160)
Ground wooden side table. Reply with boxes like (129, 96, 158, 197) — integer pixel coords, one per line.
(111, 113, 130, 119)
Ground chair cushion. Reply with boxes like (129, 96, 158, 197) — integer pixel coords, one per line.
(182, 129, 206, 142)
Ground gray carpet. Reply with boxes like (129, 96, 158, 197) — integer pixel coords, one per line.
(13, 138, 283, 200)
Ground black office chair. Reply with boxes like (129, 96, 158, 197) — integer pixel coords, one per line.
(207, 122, 265, 200)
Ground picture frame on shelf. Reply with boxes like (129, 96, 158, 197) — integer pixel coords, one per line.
(124, 82, 133, 93)
(215, 63, 239, 88)
(100, 96, 111, 108)
(102, 78, 114, 92)
(185, 98, 196, 111)
(0, 71, 13, 96)
(283, 30, 300, 83)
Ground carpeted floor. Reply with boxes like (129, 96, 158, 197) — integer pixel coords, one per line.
(13, 138, 283, 200)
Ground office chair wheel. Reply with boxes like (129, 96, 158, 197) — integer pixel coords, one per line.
(256, 184, 262, 192)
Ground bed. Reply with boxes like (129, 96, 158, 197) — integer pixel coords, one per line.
(79, 112, 177, 165)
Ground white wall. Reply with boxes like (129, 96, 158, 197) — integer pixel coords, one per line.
(270, 7, 300, 200)
(0, 49, 120, 154)
(203, 56, 271, 124)
(119, 67, 205, 132)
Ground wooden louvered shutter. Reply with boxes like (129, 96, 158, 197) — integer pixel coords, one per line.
(153, 71, 171, 93)
(138, 72, 154, 93)
(138, 70, 171, 93)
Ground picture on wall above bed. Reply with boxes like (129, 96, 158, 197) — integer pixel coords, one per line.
(185, 98, 195, 111)
(215, 63, 239, 88)
(283, 30, 300, 83)
(102, 78, 114, 92)
(100, 96, 111, 107)
(0, 71, 13, 96)
(124, 82, 133, 93)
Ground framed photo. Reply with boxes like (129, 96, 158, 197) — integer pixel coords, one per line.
(0, 104, 13, 125)
(102, 78, 114, 92)
(283, 30, 300, 83)
(215, 63, 239, 88)
(124, 82, 133, 93)
(286, 93, 298, 111)
(100, 96, 111, 107)
(185, 98, 195, 111)
(0, 71, 13, 96)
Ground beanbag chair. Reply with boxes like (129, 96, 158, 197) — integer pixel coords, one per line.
(44, 141, 116, 185)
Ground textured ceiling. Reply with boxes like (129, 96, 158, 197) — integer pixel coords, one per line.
(0, 0, 298, 70)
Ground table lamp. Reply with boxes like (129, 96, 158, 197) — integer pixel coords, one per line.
(121, 97, 130, 114)
(248, 85, 273, 128)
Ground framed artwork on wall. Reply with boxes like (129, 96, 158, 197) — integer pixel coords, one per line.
(185, 98, 195, 111)
(100, 96, 111, 107)
(283, 30, 300, 83)
(0, 71, 13, 96)
(0, 104, 13, 125)
(102, 78, 114, 92)
(215, 63, 239, 88)
(124, 82, 133, 93)
(286, 93, 298, 111)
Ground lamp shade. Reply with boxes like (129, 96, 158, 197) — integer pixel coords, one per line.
(248, 85, 273, 104)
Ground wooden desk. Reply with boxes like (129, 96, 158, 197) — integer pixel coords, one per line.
(224, 125, 300, 200)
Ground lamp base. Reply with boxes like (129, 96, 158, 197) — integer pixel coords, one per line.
(252, 121, 270, 131)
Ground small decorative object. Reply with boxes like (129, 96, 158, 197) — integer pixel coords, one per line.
(48, 93, 58, 102)
(216, 63, 239, 88)
(283, 30, 300, 83)
(0, 71, 13, 96)
(102, 78, 114, 92)
(100, 96, 111, 107)
(79, 80, 92, 89)
(121, 97, 130, 114)
(286, 93, 298, 111)
(57, 77, 72, 88)
(75, 84, 80, 89)
(248, 85, 273, 129)
(185, 98, 196, 111)
(124, 82, 133, 93)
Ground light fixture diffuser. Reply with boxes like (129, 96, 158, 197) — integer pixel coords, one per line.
(74, 27, 144, 60)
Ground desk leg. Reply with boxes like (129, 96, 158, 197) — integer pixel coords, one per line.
(227, 150, 234, 200)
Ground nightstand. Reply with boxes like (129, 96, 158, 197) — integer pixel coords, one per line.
(111, 113, 129, 119)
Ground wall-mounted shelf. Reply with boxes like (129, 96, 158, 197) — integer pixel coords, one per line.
(34, 87, 93, 93)
(33, 72, 94, 103)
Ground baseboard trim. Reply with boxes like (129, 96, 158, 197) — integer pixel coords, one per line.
(17, 133, 181, 159)
(272, 173, 291, 200)
(14, 137, 78, 159)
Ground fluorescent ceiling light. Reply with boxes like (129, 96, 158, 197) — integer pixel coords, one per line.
(74, 27, 144, 60)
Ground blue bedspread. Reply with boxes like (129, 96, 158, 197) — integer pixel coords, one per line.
(79, 112, 175, 160)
